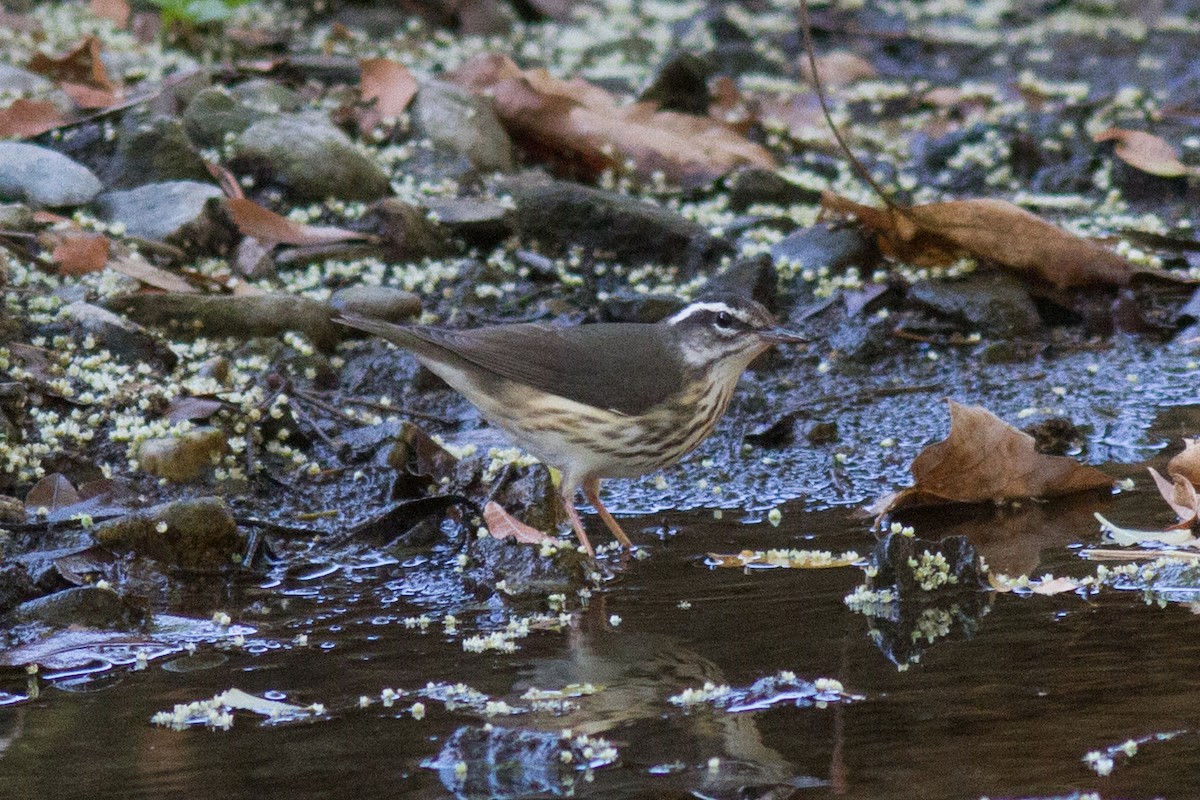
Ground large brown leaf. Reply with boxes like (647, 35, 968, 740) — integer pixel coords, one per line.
(872, 400, 1113, 514)
(822, 192, 1135, 288)
(449, 53, 775, 185)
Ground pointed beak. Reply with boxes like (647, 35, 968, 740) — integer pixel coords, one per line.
(759, 326, 808, 345)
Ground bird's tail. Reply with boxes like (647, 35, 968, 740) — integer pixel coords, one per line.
(333, 313, 417, 347)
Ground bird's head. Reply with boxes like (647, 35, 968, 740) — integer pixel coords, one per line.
(666, 295, 806, 377)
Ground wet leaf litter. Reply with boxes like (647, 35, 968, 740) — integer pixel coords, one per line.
(0, 0, 1199, 798)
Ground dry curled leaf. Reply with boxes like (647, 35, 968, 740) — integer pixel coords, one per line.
(449, 53, 775, 185)
(0, 99, 66, 139)
(483, 500, 553, 545)
(1095, 512, 1198, 546)
(1094, 128, 1189, 178)
(227, 198, 372, 247)
(1148, 438, 1200, 528)
(871, 400, 1113, 515)
(822, 192, 1135, 289)
(358, 57, 417, 131)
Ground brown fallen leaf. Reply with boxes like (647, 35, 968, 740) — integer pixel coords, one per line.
(0, 99, 66, 139)
(51, 232, 111, 275)
(358, 57, 418, 131)
(88, 0, 130, 27)
(24, 473, 80, 515)
(164, 395, 225, 423)
(1094, 128, 1189, 178)
(449, 53, 775, 185)
(822, 192, 1135, 289)
(871, 400, 1113, 515)
(483, 500, 554, 545)
(227, 198, 373, 247)
(1148, 437, 1200, 528)
(107, 248, 198, 293)
(28, 36, 121, 109)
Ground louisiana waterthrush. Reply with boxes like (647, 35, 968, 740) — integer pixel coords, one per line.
(338, 295, 804, 555)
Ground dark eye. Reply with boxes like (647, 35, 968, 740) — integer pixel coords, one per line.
(715, 311, 734, 328)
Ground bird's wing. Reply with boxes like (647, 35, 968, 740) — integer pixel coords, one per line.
(338, 315, 683, 416)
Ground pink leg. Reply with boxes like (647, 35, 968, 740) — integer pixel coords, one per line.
(584, 478, 633, 548)
(560, 491, 595, 557)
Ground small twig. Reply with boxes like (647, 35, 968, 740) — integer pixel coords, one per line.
(798, 0, 904, 221)
(332, 393, 455, 425)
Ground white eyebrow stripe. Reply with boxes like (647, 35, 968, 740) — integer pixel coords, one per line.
(667, 302, 753, 326)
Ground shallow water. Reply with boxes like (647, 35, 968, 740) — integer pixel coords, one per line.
(5, 478, 1200, 800)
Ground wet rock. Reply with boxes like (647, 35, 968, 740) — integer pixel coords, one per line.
(599, 291, 684, 323)
(367, 198, 455, 260)
(411, 79, 515, 175)
(850, 532, 991, 667)
(0, 63, 53, 94)
(106, 292, 345, 351)
(771, 223, 874, 273)
(726, 166, 821, 211)
(107, 117, 211, 187)
(136, 427, 228, 483)
(0, 203, 35, 231)
(422, 197, 513, 246)
(229, 79, 303, 114)
(94, 180, 224, 242)
(92, 497, 242, 570)
(703, 253, 779, 311)
(639, 51, 713, 114)
(6, 586, 147, 629)
(465, 534, 587, 600)
(1024, 417, 1088, 456)
(907, 272, 1041, 338)
(0, 385, 26, 444)
(0, 142, 102, 207)
(61, 301, 177, 368)
(491, 464, 561, 533)
(181, 87, 260, 147)
(821, 309, 893, 363)
(496, 173, 732, 273)
(744, 411, 798, 448)
(867, 532, 988, 596)
(806, 420, 839, 445)
(0, 563, 38, 616)
(233, 113, 392, 202)
(329, 285, 422, 324)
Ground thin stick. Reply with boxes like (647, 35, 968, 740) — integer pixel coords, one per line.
(797, 0, 904, 219)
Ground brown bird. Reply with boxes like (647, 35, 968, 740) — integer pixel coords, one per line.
(338, 295, 804, 555)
